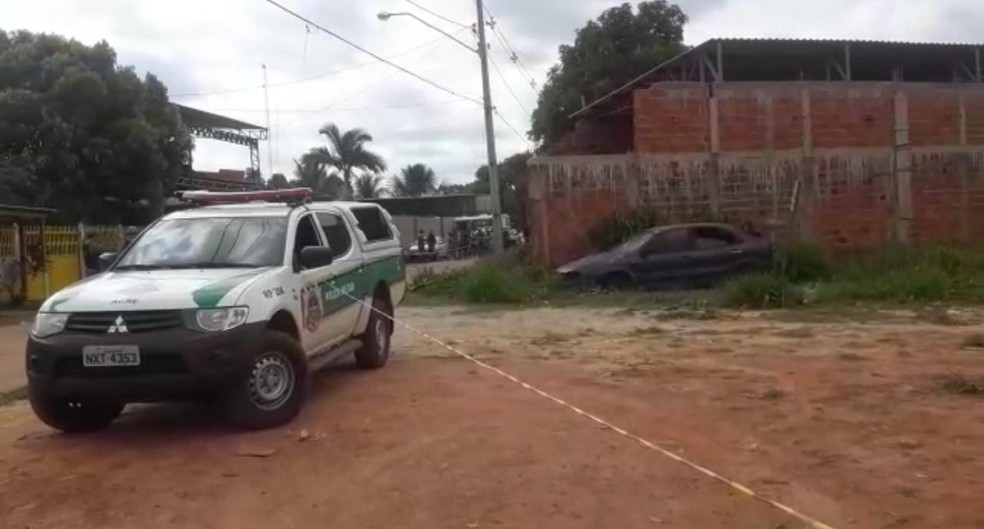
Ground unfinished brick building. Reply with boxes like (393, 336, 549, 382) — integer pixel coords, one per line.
(527, 39, 984, 266)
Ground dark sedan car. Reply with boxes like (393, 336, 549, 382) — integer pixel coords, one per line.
(558, 223, 772, 289)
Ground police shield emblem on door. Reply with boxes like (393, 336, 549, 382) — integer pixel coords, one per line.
(302, 286, 322, 332)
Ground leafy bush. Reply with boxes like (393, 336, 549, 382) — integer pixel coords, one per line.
(461, 265, 528, 303)
(774, 241, 830, 283)
(589, 208, 666, 251)
(722, 273, 805, 309)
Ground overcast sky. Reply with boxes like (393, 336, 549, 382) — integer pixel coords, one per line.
(2, 0, 981, 184)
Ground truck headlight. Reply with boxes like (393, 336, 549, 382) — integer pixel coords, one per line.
(32, 313, 69, 338)
(195, 307, 249, 332)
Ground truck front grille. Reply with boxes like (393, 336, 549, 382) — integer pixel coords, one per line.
(65, 311, 184, 334)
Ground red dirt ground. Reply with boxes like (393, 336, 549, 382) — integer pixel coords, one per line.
(2, 305, 983, 529)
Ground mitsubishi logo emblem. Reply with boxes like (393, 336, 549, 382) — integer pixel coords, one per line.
(107, 315, 129, 333)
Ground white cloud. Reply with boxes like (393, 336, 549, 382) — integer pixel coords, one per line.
(3, 0, 980, 183)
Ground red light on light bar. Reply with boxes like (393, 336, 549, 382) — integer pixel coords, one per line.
(177, 188, 312, 204)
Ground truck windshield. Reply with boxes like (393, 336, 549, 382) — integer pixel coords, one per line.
(115, 217, 287, 270)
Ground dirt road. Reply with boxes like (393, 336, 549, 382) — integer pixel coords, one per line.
(2, 305, 984, 528)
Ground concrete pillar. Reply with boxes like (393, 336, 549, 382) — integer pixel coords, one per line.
(708, 87, 721, 215)
(893, 91, 913, 244)
(798, 88, 815, 239)
(764, 92, 778, 220)
(959, 92, 970, 239)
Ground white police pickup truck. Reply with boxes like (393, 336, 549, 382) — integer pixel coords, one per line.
(26, 188, 405, 431)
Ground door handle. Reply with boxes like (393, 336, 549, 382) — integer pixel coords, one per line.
(730, 249, 744, 255)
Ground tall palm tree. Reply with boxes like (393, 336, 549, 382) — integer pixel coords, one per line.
(354, 173, 387, 199)
(292, 152, 327, 190)
(292, 152, 345, 199)
(311, 123, 386, 198)
(390, 163, 437, 197)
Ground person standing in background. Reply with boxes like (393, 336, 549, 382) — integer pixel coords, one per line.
(121, 226, 140, 252)
(426, 230, 436, 255)
(82, 233, 99, 276)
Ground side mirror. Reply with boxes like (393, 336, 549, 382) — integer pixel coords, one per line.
(98, 252, 117, 271)
(299, 246, 333, 269)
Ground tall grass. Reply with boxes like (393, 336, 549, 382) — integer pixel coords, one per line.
(728, 243, 984, 308)
(815, 245, 984, 303)
(413, 252, 560, 305)
(773, 241, 831, 283)
(722, 273, 805, 309)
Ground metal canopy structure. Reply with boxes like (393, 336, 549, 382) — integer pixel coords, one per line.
(572, 38, 984, 119)
(174, 104, 268, 174)
(0, 204, 55, 221)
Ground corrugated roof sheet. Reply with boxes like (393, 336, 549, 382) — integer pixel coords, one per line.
(571, 38, 984, 119)
(710, 37, 981, 46)
(175, 104, 266, 131)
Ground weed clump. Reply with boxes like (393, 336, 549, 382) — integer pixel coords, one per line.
(722, 273, 804, 309)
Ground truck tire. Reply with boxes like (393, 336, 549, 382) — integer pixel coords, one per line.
(224, 330, 309, 430)
(28, 384, 123, 433)
(355, 297, 393, 369)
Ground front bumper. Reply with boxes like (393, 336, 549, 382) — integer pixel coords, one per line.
(26, 322, 266, 402)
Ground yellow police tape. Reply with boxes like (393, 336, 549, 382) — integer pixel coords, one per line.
(333, 284, 838, 529)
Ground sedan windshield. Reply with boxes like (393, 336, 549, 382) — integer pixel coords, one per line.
(613, 231, 654, 254)
(115, 217, 287, 270)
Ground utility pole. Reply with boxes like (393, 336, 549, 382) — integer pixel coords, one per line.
(262, 64, 273, 178)
(475, 0, 504, 254)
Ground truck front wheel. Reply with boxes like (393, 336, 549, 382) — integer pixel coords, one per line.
(28, 385, 124, 433)
(224, 330, 309, 430)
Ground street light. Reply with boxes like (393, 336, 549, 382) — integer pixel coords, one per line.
(377, 12, 476, 54)
(377, 3, 505, 254)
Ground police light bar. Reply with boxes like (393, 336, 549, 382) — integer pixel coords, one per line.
(176, 188, 313, 204)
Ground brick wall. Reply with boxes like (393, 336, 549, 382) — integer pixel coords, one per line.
(529, 82, 984, 266)
(633, 84, 709, 152)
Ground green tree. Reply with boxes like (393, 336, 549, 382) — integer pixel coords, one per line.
(473, 152, 532, 230)
(390, 164, 437, 197)
(354, 173, 386, 199)
(267, 172, 289, 189)
(0, 30, 193, 223)
(435, 181, 472, 195)
(530, 1, 687, 146)
(310, 123, 386, 198)
(291, 152, 344, 198)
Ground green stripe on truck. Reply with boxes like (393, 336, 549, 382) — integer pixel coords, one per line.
(316, 256, 403, 317)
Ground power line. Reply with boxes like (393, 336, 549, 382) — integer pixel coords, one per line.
(185, 100, 473, 114)
(483, 5, 539, 90)
(488, 54, 530, 116)
(404, 0, 471, 29)
(262, 0, 482, 106)
(494, 108, 532, 150)
(171, 32, 456, 99)
(277, 68, 405, 128)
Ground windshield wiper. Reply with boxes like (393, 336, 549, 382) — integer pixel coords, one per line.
(115, 262, 264, 271)
(113, 264, 174, 271)
(168, 262, 262, 269)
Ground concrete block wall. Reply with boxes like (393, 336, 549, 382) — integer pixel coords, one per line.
(529, 81, 984, 266)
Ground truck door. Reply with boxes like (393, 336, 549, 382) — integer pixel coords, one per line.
(313, 211, 364, 342)
(291, 213, 335, 352)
